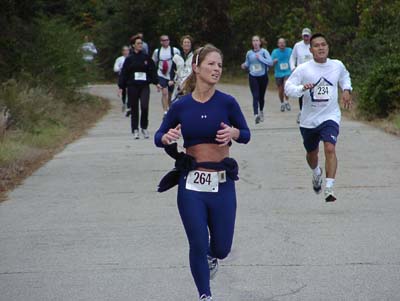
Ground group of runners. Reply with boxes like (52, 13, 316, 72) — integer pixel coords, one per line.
(115, 33, 193, 139)
(241, 27, 315, 125)
(114, 29, 352, 301)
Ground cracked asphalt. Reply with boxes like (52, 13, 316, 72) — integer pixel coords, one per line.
(1, 84, 400, 301)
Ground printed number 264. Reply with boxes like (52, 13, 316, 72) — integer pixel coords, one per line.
(193, 172, 211, 185)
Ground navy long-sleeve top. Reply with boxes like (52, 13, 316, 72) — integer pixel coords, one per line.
(154, 90, 251, 148)
(118, 51, 158, 89)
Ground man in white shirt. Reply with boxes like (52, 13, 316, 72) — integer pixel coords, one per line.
(81, 35, 98, 62)
(152, 35, 181, 116)
(289, 28, 313, 123)
(113, 46, 130, 112)
(285, 33, 352, 202)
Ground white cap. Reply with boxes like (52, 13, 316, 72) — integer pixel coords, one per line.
(302, 28, 312, 36)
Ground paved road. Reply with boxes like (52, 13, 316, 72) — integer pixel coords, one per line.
(1, 84, 400, 301)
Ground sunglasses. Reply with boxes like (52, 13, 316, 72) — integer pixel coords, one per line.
(161, 39, 169, 42)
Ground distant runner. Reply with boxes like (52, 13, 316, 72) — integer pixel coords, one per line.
(289, 28, 313, 123)
(119, 35, 160, 139)
(81, 35, 98, 63)
(152, 35, 181, 117)
(285, 33, 352, 202)
(113, 46, 130, 112)
(271, 38, 292, 112)
(241, 35, 273, 124)
(171, 35, 194, 101)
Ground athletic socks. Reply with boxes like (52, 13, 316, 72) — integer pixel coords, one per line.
(312, 165, 321, 176)
(326, 178, 335, 188)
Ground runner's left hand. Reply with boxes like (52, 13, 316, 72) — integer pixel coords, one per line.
(342, 90, 352, 110)
(216, 122, 239, 147)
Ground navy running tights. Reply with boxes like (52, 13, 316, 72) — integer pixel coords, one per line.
(177, 173, 237, 297)
(249, 74, 268, 115)
(127, 85, 150, 132)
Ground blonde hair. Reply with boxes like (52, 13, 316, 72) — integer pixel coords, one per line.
(181, 44, 223, 95)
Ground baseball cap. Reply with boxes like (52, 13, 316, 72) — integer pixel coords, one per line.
(302, 28, 312, 36)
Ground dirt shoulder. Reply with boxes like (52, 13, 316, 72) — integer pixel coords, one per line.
(0, 95, 110, 202)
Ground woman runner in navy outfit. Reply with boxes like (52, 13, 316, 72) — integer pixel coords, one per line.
(155, 44, 250, 301)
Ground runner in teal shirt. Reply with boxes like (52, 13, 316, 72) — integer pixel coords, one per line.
(271, 38, 292, 112)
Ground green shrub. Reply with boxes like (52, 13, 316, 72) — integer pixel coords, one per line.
(24, 16, 98, 96)
(357, 54, 400, 118)
(0, 79, 65, 133)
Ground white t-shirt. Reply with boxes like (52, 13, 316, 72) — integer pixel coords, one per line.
(81, 42, 97, 62)
(152, 46, 181, 80)
(285, 59, 352, 128)
(113, 56, 126, 74)
(289, 40, 313, 70)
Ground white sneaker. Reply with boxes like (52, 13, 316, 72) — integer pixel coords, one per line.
(312, 168, 323, 194)
(280, 103, 285, 112)
(259, 111, 264, 122)
(141, 129, 149, 139)
(324, 187, 337, 202)
(255, 115, 261, 124)
(296, 112, 301, 124)
(207, 255, 218, 280)
(285, 102, 291, 111)
(200, 294, 213, 301)
(133, 130, 139, 139)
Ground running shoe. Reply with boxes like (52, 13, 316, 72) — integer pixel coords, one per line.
(141, 129, 149, 139)
(133, 130, 139, 140)
(285, 102, 291, 111)
(296, 112, 301, 124)
(199, 294, 213, 301)
(280, 103, 285, 112)
(255, 115, 261, 124)
(208, 255, 218, 280)
(259, 111, 264, 122)
(324, 187, 337, 202)
(312, 168, 323, 194)
(125, 108, 131, 117)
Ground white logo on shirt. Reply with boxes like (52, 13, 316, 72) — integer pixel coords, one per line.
(201, 115, 207, 119)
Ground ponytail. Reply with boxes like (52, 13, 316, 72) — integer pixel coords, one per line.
(181, 72, 196, 95)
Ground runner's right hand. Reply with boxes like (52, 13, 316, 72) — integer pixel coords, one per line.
(302, 83, 314, 91)
(162, 124, 181, 145)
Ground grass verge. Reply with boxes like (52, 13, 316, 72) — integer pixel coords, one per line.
(0, 94, 110, 201)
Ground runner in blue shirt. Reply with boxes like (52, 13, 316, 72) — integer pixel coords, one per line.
(241, 35, 273, 124)
(271, 38, 292, 112)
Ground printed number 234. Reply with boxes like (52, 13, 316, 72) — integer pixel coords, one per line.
(317, 86, 329, 95)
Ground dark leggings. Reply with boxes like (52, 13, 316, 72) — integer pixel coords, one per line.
(177, 174, 236, 297)
(127, 85, 150, 132)
(299, 96, 303, 110)
(249, 74, 268, 115)
(122, 88, 127, 105)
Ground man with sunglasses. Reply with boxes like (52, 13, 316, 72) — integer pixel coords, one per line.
(152, 35, 181, 117)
